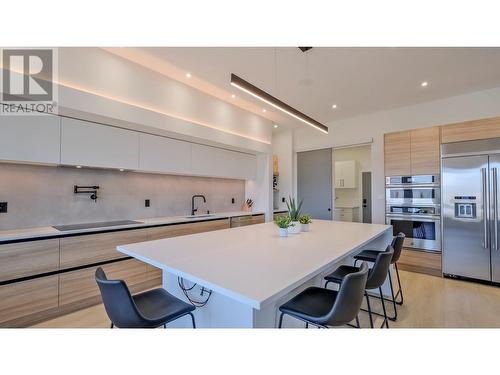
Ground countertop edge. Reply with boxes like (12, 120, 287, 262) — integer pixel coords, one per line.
(0, 211, 266, 244)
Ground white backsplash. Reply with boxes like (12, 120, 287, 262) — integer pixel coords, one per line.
(0, 163, 245, 230)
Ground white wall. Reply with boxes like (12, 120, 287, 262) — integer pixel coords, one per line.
(56, 48, 273, 154)
(272, 131, 294, 211)
(294, 86, 500, 224)
(333, 145, 371, 221)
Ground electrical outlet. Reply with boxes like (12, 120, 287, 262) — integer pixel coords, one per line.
(0, 202, 7, 213)
(231, 198, 235, 204)
(282, 197, 285, 203)
(145, 199, 150, 208)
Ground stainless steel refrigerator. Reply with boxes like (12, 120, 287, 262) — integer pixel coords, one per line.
(442, 138, 500, 282)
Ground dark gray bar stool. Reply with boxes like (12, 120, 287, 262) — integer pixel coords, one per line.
(95, 267, 196, 328)
(278, 262, 369, 329)
(324, 245, 394, 328)
(353, 233, 405, 320)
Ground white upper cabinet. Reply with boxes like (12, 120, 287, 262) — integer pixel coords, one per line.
(139, 133, 191, 174)
(60, 118, 139, 170)
(0, 115, 61, 164)
(191, 144, 257, 180)
(334, 160, 357, 189)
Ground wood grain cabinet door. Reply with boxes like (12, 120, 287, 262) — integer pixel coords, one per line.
(0, 238, 59, 282)
(230, 215, 265, 228)
(410, 126, 440, 175)
(441, 116, 500, 144)
(60, 229, 148, 269)
(58, 259, 151, 309)
(148, 219, 230, 241)
(384, 131, 411, 176)
(0, 275, 59, 325)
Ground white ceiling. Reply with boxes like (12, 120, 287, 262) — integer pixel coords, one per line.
(111, 47, 500, 132)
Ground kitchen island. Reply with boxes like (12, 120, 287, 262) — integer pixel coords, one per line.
(118, 220, 392, 328)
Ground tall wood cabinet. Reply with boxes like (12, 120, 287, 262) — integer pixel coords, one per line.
(384, 126, 440, 176)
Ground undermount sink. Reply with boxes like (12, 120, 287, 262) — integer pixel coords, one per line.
(183, 214, 215, 219)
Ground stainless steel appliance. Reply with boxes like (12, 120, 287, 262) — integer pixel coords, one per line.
(385, 175, 441, 252)
(442, 138, 500, 282)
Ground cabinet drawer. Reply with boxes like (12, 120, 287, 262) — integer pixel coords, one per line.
(230, 215, 265, 228)
(0, 238, 60, 282)
(59, 259, 150, 307)
(60, 229, 148, 269)
(148, 219, 230, 241)
(0, 275, 59, 324)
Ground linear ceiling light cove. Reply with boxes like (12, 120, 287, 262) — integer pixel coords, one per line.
(230, 74, 329, 134)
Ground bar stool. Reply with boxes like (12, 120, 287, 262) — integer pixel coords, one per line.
(278, 262, 369, 328)
(324, 245, 394, 328)
(353, 233, 405, 320)
(95, 267, 196, 328)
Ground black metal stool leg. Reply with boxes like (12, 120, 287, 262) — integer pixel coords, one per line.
(379, 287, 389, 328)
(387, 270, 398, 321)
(278, 312, 285, 328)
(305, 322, 309, 328)
(355, 315, 360, 328)
(365, 292, 374, 328)
(163, 324, 166, 328)
(189, 312, 196, 328)
(110, 322, 114, 328)
(394, 263, 404, 305)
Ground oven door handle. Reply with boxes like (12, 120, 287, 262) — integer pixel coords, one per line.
(386, 214, 441, 222)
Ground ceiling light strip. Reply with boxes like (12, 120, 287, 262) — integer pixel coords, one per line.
(230, 74, 328, 134)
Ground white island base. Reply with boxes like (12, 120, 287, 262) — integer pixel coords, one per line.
(118, 220, 393, 328)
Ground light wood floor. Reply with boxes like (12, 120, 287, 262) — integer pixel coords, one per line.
(32, 270, 500, 328)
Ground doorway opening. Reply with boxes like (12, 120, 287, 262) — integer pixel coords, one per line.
(332, 144, 372, 223)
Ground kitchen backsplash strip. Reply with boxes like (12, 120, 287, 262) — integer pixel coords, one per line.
(0, 163, 245, 230)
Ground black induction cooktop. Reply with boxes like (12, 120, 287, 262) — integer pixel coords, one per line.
(53, 220, 142, 231)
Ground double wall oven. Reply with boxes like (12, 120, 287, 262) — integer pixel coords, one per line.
(385, 175, 441, 252)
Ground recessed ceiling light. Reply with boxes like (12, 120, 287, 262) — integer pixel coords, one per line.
(186, 72, 192, 78)
(231, 94, 236, 99)
(76, 166, 82, 169)
(262, 108, 267, 113)
(332, 104, 337, 109)
(421, 81, 428, 87)
(273, 124, 279, 129)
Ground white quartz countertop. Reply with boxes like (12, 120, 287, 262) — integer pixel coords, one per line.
(118, 220, 391, 309)
(0, 211, 264, 242)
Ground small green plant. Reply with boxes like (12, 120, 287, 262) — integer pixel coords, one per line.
(274, 215, 291, 229)
(286, 196, 303, 221)
(299, 215, 312, 224)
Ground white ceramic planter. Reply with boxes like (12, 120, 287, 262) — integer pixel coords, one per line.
(278, 228, 288, 237)
(301, 223, 310, 232)
(288, 221, 301, 234)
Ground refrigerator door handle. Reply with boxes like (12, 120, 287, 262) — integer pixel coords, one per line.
(482, 167, 488, 249)
(493, 167, 498, 251)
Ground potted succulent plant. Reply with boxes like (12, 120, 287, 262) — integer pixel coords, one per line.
(274, 215, 291, 237)
(286, 196, 303, 234)
(299, 214, 312, 232)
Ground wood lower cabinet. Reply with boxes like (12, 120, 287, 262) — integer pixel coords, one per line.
(398, 248, 442, 277)
(148, 218, 230, 241)
(59, 259, 157, 311)
(0, 238, 59, 282)
(0, 275, 59, 326)
(384, 131, 411, 176)
(230, 214, 265, 228)
(60, 229, 148, 269)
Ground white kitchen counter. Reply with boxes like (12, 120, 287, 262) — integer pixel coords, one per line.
(0, 211, 264, 243)
(118, 220, 392, 328)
